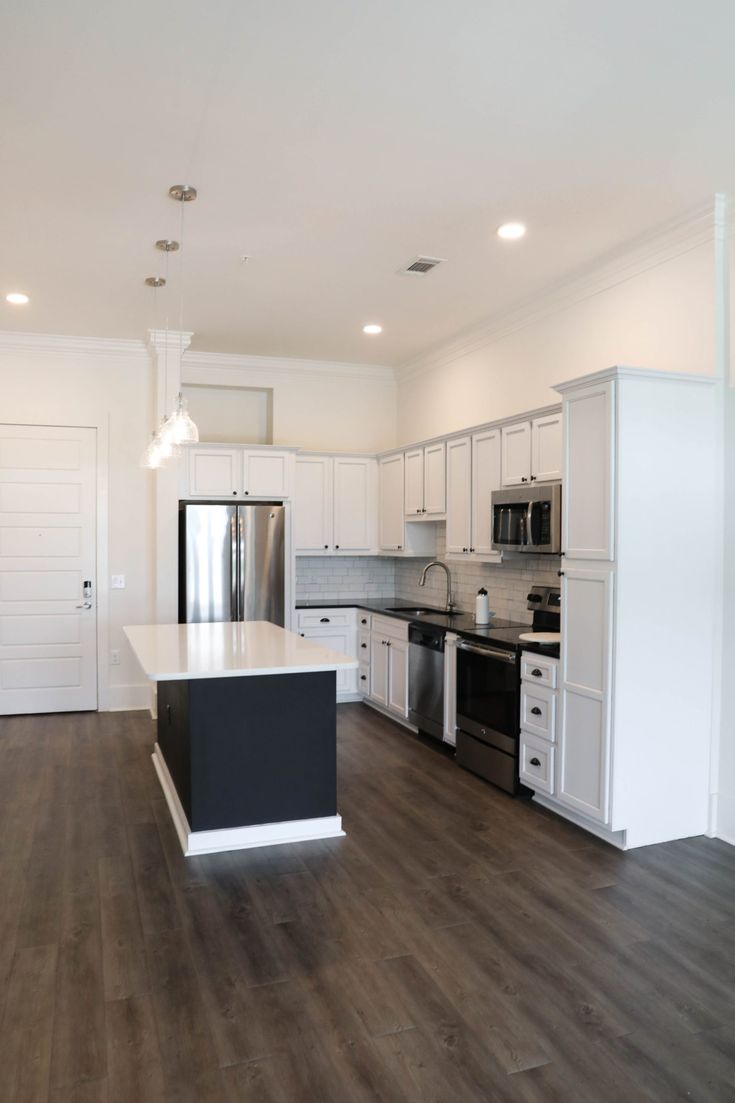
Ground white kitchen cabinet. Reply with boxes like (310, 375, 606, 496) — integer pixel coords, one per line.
(333, 457, 375, 551)
(445, 436, 472, 554)
(501, 415, 562, 487)
(186, 445, 294, 499)
(367, 615, 409, 720)
(501, 422, 532, 486)
(423, 442, 446, 514)
(557, 566, 613, 823)
(545, 367, 717, 850)
(188, 448, 240, 497)
(296, 607, 358, 700)
(294, 454, 376, 555)
(387, 638, 409, 717)
(404, 443, 446, 517)
(470, 428, 502, 555)
(562, 381, 614, 560)
(520, 734, 555, 795)
(404, 449, 424, 516)
(443, 632, 459, 747)
(379, 453, 405, 551)
(294, 455, 331, 552)
(531, 413, 563, 483)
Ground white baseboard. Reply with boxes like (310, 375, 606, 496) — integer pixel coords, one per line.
(532, 793, 627, 850)
(362, 697, 418, 732)
(151, 743, 345, 857)
(337, 691, 362, 703)
(104, 683, 152, 712)
(714, 793, 735, 847)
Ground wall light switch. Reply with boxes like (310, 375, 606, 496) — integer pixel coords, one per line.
(110, 650, 121, 666)
(111, 575, 126, 590)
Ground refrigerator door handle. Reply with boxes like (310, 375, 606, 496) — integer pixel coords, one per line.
(231, 512, 239, 621)
(238, 509, 246, 623)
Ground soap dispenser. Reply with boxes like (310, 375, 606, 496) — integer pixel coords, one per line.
(475, 587, 491, 625)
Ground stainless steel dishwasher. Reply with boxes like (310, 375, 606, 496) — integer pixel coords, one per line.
(408, 623, 445, 740)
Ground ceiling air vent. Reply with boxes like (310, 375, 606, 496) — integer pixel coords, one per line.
(398, 256, 446, 276)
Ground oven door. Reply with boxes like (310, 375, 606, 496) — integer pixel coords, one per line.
(455, 640, 520, 755)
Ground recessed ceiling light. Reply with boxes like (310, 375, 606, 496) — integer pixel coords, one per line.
(497, 222, 526, 241)
(6, 292, 29, 304)
(363, 323, 382, 335)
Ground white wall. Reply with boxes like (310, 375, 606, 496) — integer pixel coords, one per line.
(0, 337, 155, 709)
(396, 242, 715, 443)
(184, 356, 397, 453)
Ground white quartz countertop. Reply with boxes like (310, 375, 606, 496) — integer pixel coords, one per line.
(124, 621, 359, 682)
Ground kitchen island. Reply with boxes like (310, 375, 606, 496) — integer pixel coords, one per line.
(124, 621, 357, 856)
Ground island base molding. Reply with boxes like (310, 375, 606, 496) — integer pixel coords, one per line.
(153, 743, 345, 856)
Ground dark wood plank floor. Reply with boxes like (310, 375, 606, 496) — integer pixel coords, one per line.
(1, 703, 735, 1102)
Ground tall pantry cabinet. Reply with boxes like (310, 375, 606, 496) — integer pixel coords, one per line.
(551, 367, 717, 848)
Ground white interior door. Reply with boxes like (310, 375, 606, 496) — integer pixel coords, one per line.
(0, 425, 97, 714)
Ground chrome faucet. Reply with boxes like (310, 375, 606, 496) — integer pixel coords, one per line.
(419, 560, 456, 614)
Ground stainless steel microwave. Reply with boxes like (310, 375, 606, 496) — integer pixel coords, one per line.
(491, 483, 562, 554)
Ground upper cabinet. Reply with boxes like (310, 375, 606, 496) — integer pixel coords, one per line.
(187, 446, 294, 499)
(562, 382, 614, 560)
(501, 414, 562, 487)
(445, 430, 502, 560)
(294, 454, 376, 555)
(404, 442, 446, 516)
(378, 452, 438, 557)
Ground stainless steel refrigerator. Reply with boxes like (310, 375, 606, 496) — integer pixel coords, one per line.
(179, 503, 285, 626)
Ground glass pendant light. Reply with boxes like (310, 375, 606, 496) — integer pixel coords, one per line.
(167, 392, 199, 444)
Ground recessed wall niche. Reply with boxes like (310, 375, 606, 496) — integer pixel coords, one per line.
(181, 384, 273, 444)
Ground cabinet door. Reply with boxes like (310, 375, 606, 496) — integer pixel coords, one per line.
(423, 442, 446, 514)
(558, 566, 613, 823)
(294, 456, 332, 553)
(531, 413, 563, 483)
(404, 449, 424, 516)
(379, 453, 405, 551)
(370, 631, 389, 705)
(387, 638, 409, 718)
(188, 449, 239, 497)
(445, 436, 472, 554)
(243, 451, 291, 497)
(471, 429, 501, 554)
(333, 457, 375, 552)
(501, 422, 532, 486)
(563, 381, 615, 560)
(300, 626, 354, 696)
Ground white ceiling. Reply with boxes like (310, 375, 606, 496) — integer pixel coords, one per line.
(1, 0, 734, 366)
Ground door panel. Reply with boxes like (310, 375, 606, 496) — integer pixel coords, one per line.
(188, 449, 239, 497)
(445, 437, 471, 554)
(423, 442, 446, 514)
(531, 413, 563, 482)
(388, 638, 409, 718)
(239, 505, 285, 626)
(244, 451, 291, 497)
(379, 454, 404, 551)
(333, 458, 375, 552)
(370, 631, 389, 705)
(563, 382, 615, 560)
(0, 424, 97, 714)
(183, 504, 237, 623)
(501, 422, 531, 486)
(294, 456, 332, 553)
(471, 429, 501, 554)
(404, 449, 424, 515)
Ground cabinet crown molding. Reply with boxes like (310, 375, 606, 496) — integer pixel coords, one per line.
(553, 364, 717, 393)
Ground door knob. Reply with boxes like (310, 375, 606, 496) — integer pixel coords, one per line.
(76, 601, 92, 610)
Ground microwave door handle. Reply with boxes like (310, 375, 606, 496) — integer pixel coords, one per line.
(526, 501, 535, 547)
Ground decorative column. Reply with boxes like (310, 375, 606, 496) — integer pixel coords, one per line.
(147, 328, 193, 625)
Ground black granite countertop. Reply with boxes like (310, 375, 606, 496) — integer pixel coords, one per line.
(295, 599, 560, 658)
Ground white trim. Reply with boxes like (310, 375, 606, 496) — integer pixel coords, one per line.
(532, 793, 627, 849)
(184, 349, 394, 382)
(375, 402, 562, 458)
(362, 697, 417, 732)
(105, 683, 151, 711)
(397, 201, 715, 383)
(0, 331, 148, 358)
(553, 364, 717, 393)
(152, 743, 345, 856)
(716, 831, 735, 848)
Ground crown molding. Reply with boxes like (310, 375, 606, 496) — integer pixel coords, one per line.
(0, 330, 148, 358)
(147, 328, 194, 352)
(553, 364, 717, 393)
(397, 200, 716, 384)
(184, 349, 396, 383)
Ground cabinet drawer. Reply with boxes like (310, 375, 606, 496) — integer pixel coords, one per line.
(297, 610, 355, 630)
(357, 611, 372, 630)
(521, 683, 556, 742)
(519, 734, 555, 794)
(521, 652, 558, 689)
(372, 614, 409, 641)
(358, 664, 370, 694)
(358, 631, 371, 657)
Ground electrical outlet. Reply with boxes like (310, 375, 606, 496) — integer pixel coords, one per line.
(110, 650, 120, 666)
(111, 575, 126, 589)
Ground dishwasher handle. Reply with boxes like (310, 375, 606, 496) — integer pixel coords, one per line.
(456, 640, 517, 664)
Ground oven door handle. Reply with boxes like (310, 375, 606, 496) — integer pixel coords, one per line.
(456, 640, 517, 664)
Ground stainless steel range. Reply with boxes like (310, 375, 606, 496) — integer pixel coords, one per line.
(455, 585, 560, 794)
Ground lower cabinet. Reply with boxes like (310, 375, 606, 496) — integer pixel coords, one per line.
(519, 650, 559, 793)
(368, 614, 409, 720)
(296, 608, 358, 700)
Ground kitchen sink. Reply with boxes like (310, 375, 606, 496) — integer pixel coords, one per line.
(385, 606, 456, 616)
